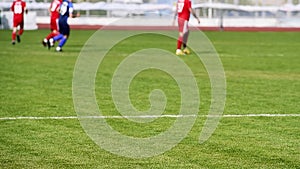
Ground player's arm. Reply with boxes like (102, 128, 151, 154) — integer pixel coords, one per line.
(69, 4, 73, 18)
(10, 2, 14, 12)
(25, 7, 28, 14)
(23, 1, 28, 14)
(71, 10, 80, 18)
(172, 3, 177, 25)
(48, 6, 51, 14)
(189, 8, 200, 24)
(75, 11, 80, 17)
(68, 3, 80, 18)
(173, 12, 177, 21)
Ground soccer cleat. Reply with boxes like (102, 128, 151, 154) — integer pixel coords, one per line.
(16, 35, 21, 43)
(56, 46, 62, 52)
(49, 39, 54, 47)
(47, 40, 51, 50)
(42, 39, 47, 47)
(176, 49, 185, 56)
(183, 48, 191, 55)
(11, 41, 16, 45)
(47, 39, 54, 50)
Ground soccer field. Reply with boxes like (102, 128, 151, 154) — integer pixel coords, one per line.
(0, 29, 299, 168)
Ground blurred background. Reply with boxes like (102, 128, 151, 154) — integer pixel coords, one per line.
(1, 0, 300, 29)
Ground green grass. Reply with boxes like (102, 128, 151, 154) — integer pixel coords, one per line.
(0, 29, 299, 168)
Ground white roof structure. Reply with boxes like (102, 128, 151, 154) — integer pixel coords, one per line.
(193, 2, 300, 12)
(1, 2, 300, 13)
(0, 1, 171, 11)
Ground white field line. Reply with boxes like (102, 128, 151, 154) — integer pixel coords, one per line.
(0, 114, 299, 120)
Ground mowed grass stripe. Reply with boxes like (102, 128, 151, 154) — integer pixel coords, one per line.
(0, 114, 299, 120)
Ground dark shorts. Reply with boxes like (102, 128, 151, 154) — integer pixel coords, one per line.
(58, 19, 70, 36)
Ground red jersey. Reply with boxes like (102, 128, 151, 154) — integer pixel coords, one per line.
(11, 0, 26, 20)
(177, 0, 191, 21)
(49, 0, 62, 20)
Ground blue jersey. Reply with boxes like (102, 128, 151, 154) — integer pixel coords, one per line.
(59, 0, 73, 23)
(58, 0, 73, 35)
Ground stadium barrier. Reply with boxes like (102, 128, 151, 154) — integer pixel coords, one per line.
(1, 11, 38, 30)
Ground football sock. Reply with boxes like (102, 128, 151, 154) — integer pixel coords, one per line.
(12, 32, 16, 41)
(183, 31, 189, 48)
(58, 37, 67, 47)
(53, 34, 63, 41)
(46, 33, 52, 40)
(46, 32, 59, 40)
(177, 36, 183, 49)
(19, 29, 24, 36)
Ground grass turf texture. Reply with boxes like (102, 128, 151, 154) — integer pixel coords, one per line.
(0, 29, 299, 168)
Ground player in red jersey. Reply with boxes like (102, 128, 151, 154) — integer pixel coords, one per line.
(10, 0, 27, 45)
(42, 0, 62, 47)
(173, 0, 200, 55)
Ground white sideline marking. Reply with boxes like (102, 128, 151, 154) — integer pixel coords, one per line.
(0, 114, 299, 120)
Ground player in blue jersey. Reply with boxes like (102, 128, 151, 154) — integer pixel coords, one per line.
(47, 0, 79, 52)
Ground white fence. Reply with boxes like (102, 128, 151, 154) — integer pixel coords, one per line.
(1, 1, 300, 17)
(0, 11, 38, 30)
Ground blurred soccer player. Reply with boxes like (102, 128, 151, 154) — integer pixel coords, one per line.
(10, 0, 28, 45)
(173, 0, 200, 55)
(47, 0, 79, 52)
(42, 0, 62, 47)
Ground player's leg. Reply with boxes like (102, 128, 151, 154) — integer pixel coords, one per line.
(56, 35, 68, 52)
(53, 33, 63, 41)
(17, 20, 24, 43)
(47, 33, 63, 49)
(11, 19, 19, 45)
(176, 18, 185, 56)
(182, 21, 190, 55)
(48, 29, 59, 39)
(182, 32, 191, 54)
(43, 19, 59, 46)
(48, 18, 60, 39)
(183, 31, 189, 48)
(56, 24, 70, 52)
(11, 26, 17, 45)
(47, 20, 65, 50)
